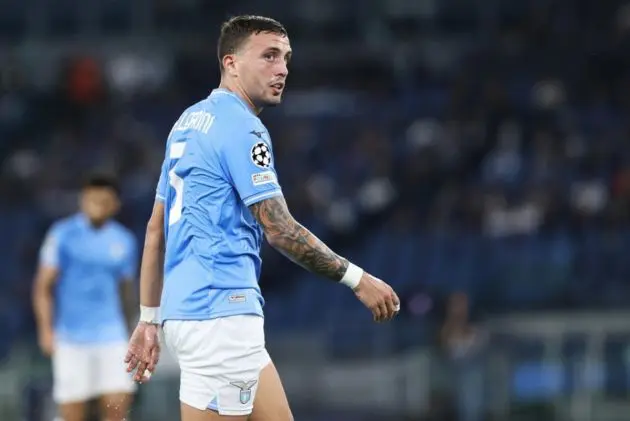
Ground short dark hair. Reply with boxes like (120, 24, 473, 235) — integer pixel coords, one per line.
(82, 171, 120, 195)
(217, 15, 287, 71)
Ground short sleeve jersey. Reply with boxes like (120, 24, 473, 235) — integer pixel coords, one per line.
(157, 89, 283, 322)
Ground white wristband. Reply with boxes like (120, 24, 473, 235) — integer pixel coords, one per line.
(139, 306, 160, 324)
(340, 262, 363, 289)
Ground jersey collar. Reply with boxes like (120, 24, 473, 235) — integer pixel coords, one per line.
(76, 213, 111, 232)
(209, 89, 255, 115)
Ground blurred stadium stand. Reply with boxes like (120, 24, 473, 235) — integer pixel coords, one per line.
(3, 0, 630, 420)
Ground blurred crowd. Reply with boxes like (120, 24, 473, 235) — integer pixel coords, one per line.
(1, 0, 630, 356)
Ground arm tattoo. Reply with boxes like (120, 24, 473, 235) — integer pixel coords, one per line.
(249, 196, 349, 281)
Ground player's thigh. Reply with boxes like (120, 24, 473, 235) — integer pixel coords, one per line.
(250, 360, 293, 421)
(52, 342, 95, 405)
(94, 342, 137, 397)
(98, 392, 133, 421)
(58, 401, 88, 421)
(180, 402, 248, 421)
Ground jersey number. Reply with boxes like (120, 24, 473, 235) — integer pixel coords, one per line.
(168, 142, 186, 225)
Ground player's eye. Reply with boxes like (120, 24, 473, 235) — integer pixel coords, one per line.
(263, 53, 275, 61)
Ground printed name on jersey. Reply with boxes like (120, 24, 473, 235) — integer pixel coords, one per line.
(250, 141, 272, 168)
(169, 111, 215, 136)
(251, 171, 277, 186)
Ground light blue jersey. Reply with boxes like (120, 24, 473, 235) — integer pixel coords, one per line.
(157, 89, 283, 322)
(39, 213, 137, 344)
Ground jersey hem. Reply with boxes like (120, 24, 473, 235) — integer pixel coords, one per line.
(55, 336, 130, 345)
(161, 310, 264, 323)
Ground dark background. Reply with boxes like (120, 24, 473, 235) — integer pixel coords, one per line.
(2, 1, 630, 420)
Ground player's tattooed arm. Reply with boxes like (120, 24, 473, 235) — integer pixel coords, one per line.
(249, 196, 349, 281)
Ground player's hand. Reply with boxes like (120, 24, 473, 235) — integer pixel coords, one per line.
(125, 322, 160, 383)
(37, 328, 54, 357)
(353, 273, 400, 322)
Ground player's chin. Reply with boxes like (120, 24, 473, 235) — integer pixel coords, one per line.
(262, 95, 283, 107)
(264, 89, 284, 105)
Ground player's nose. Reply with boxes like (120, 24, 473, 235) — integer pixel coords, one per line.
(276, 62, 288, 77)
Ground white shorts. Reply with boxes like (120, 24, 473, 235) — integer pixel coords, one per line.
(52, 341, 136, 404)
(163, 315, 270, 416)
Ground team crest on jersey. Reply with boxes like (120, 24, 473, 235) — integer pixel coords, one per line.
(251, 142, 272, 168)
(110, 243, 125, 259)
(230, 380, 258, 404)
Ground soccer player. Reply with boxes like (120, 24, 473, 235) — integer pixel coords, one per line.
(32, 173, 138, 421)
(125, 15, 400, 421)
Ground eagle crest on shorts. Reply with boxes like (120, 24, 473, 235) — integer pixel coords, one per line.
(230, 380, 258, 404)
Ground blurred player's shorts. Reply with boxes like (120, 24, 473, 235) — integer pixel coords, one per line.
(163, 315, 270, 416)
(52, 341, 137, 403)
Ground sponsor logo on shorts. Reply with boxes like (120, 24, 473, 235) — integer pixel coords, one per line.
(251, 171, 277, 186)
(228, 294, 247, 303)
(229, 380, 258, 404)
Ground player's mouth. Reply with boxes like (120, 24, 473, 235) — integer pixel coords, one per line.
(270, 82, 284, 94)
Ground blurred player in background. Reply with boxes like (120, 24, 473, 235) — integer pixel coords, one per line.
(125, 15, 400, 421)
(32, 172, 138, 421)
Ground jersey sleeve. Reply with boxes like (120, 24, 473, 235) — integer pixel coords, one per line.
(219, 123, 283, 206)
(119, 232, 138, 282)
(155, 158, 168, 202)
(39, 224, 63, 269)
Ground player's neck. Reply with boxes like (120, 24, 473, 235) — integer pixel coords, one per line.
(90, 220, 108, 229)
(82, 214, 108, 230)
(218, 81, 262, 115)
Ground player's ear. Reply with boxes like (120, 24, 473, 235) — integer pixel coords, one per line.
(222, 55, 238, 77)
(78, 190, 87, 209)
(111, 195, 121, 214)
